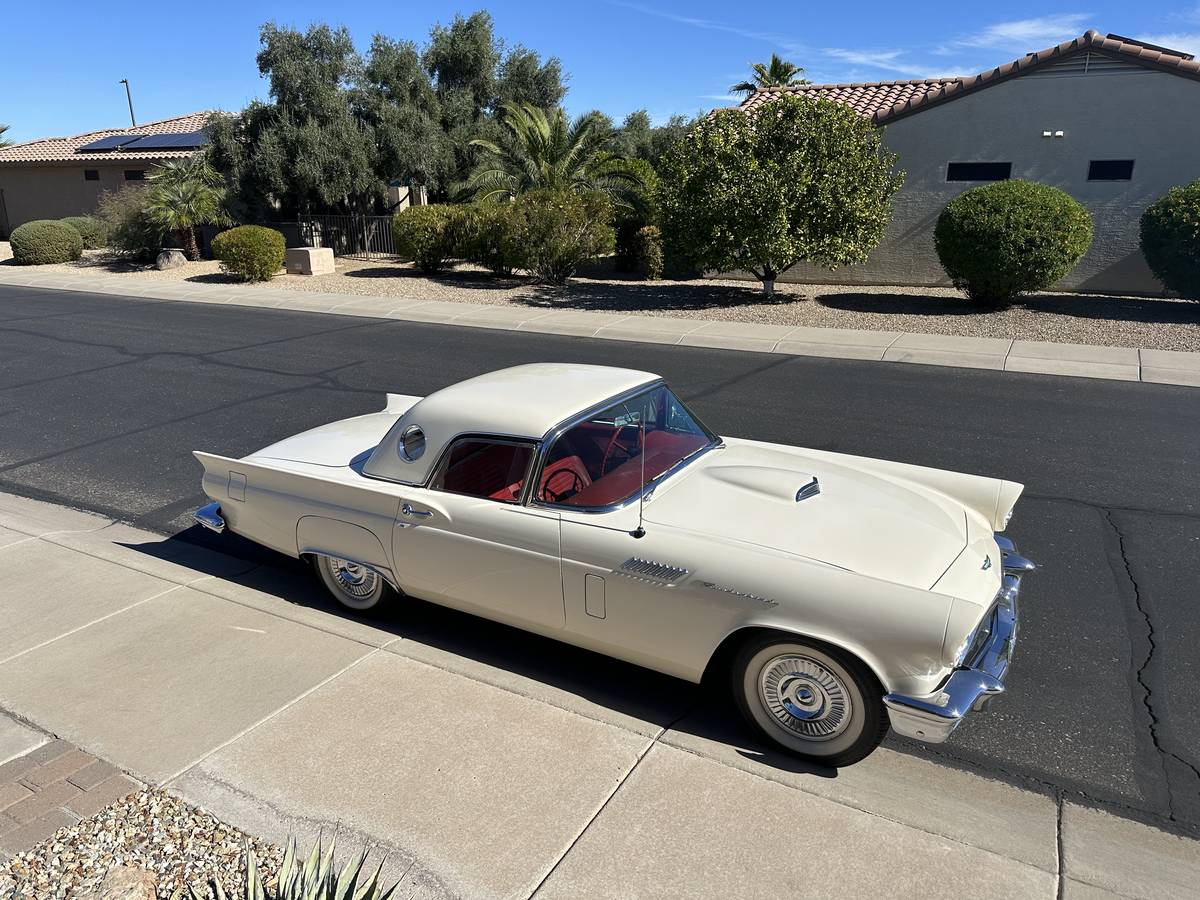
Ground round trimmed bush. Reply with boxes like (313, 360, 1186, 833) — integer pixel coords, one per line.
(9, 220, 84, 265)
(211, 225, 285, 282)
(59, 216, 107, 249)
(934, 180, 1093, 305)
(1140, 180, 1200, 300)
(393, 205, 459, 274)
(456, 201, 523, 276)
(514, 189, 615, 284)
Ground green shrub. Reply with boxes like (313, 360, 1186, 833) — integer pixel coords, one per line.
(96, 187, 164, 259)
(514, 189, 615, 284)
(1140, 180, 1200, 300)
(211, 225, 285, 282)
(393, 204, 459, 274)
(456, 201, 524, 275)
(9, 220, 83, 265)
(934, 180, 1093, 304)
(59, 215, 107, 249)
(634, 225, 664, 280)
(612, 158, 658, 272)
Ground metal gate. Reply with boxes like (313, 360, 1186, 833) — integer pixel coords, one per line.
(298, 214, 398, 260)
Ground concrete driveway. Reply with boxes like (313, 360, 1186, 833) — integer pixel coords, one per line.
(1, 492, 1197, 899)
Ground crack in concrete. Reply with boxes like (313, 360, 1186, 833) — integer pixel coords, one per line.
(1101, 507, 1200, 824)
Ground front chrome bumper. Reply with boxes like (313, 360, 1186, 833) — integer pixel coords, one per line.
(192, 501, 226, 534)
(883, 535, 1034, 743)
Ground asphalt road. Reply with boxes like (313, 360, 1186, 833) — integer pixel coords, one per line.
(1, 283, 1198, 833)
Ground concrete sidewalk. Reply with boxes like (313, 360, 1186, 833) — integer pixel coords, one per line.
(0, 491, 1197, 899)
(1, 266, 1199, 387)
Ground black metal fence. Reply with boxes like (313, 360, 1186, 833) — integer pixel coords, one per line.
(297, 214, 398, 260)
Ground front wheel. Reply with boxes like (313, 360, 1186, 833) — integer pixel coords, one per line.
(312, 554, 390, 611)
(732, 634, 887, 767)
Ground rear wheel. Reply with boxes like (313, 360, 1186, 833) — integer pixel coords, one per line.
(312, 554, 389, 611)
(732, 634, 887, 767)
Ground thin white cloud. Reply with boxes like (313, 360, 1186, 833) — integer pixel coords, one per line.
(1135, 32, 1200, 56)
(951, 14, 1092, 51)
(700, 93, 741, 104)
(821, 48, 960, 80)
(606, 0, 798, 48)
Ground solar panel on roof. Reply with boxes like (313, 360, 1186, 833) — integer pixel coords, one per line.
(77, 135, 142, 152)
(119, 130, 208, 151)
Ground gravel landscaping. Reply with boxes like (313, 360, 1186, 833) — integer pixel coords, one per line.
(5, 245, 1200, 351)
(1, 789, 283, 899)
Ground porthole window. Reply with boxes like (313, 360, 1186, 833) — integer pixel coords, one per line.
(398, 425, 425, 462)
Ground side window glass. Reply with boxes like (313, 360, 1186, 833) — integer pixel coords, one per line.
(432, 439, 534, 503)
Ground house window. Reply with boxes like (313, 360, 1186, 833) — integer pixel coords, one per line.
(123, 170, 145, 181)
(1088, 160, 1134, 181)
(947, 162, 1012, 182)
(83, 169, 99, 181)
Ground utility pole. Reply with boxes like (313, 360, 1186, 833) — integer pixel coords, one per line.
(119, 79, 136, 127)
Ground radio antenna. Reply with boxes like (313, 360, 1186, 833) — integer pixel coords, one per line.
(631, 398, 647, 539)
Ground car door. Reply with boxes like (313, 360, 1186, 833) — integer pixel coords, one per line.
(390, 435, 565, 630)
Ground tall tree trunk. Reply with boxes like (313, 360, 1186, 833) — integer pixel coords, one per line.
(181, 227, 200, 261)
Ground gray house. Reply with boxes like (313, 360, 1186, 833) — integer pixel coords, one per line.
(740, 30, 1200, 295)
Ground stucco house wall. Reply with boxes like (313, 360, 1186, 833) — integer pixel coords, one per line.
(778, 56, 1200, 295)
(0, 165, 150, 234)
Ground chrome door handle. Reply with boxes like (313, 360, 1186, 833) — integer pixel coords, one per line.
(401, 503, 432, 519)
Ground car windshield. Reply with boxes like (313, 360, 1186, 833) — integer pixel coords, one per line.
(536, 385, 716, 508)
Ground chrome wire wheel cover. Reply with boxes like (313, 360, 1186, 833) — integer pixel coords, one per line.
(324, 556, 380, 600)
(758, 654, 852, 741)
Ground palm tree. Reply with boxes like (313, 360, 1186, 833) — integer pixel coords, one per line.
(145, 155, 231, 260)
(463, 102, 644, 208)
(0, 124, 12, 149)
(729, 54, 809, 97)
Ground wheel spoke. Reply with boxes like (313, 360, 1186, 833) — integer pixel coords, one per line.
(759, 655, 852, 742)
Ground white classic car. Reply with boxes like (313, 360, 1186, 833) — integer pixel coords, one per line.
(193, 363, 1033, 766)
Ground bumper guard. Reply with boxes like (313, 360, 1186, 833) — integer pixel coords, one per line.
(883, 535, 1034, 743)
(192, 502, 226, 534)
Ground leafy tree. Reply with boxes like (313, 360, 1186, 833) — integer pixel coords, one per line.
(657, 95, 902, 294)
(613, 110, 694, 168)
(729, 53, 809, 97)
(464, 102, 643, 207)
(145, 156, 232, 260)
(0, 124, 12, 149)
(496, 45, 566, 109)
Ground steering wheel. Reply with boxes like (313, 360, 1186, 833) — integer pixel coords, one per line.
(600, 424, 643, 476)
(541, 469, 586, 503)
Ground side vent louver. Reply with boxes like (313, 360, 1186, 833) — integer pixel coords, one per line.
(616, 557, 689, 585)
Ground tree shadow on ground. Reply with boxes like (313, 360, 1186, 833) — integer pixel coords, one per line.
(514, 279, 790, 314)
(184, 272, 245, 285)
(124, 526, 838, 781)
(818, 289, 1200, 326)
(342, 266, 524, 291)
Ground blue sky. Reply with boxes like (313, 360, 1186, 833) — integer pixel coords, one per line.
(2, 1, 1195, 143)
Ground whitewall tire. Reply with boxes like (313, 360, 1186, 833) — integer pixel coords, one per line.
(313, 554, 389, 611)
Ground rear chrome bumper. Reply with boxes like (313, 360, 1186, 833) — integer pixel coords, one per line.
(192, 501, 226, 534)
(883, 534, 1033, 743)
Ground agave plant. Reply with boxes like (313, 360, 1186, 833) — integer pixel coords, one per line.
(173, 836, 399, 900)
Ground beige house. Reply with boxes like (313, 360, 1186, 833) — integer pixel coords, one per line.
(0, 112, 212, 237)
(741, 30, 1200, 295)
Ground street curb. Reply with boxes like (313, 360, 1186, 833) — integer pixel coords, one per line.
(2, 268, 1200, 386)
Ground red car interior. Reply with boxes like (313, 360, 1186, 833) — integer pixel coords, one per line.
(435, 411, 710, 507)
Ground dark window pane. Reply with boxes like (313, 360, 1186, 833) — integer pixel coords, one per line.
(435, 440, 534, 502)
(1088, 159, 1134, 181)
(947, 162, 1012, 182)
(83, 169, 100, 181)
(123, 170, 145, 181)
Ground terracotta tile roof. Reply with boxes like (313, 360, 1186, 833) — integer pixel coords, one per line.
(737, 29, 1200, 126)
(0, 111, 214, 166)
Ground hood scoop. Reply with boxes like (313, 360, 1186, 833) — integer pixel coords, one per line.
(705, 464, 821, 504)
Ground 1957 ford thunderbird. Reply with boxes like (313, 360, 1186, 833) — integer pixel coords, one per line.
(193, 363, 1034, 766)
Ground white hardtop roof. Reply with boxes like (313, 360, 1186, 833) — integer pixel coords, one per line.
(363, 363, 660, 484)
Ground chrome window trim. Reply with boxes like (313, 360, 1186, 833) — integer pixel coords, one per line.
(528, 382, 722, 515)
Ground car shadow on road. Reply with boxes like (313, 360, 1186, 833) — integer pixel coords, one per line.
(122, 527, 837, 780)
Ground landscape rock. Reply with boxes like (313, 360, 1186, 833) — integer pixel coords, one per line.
(85, 865, 157, 900)
(156, 250, 187, 270)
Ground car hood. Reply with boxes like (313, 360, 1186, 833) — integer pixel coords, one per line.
(644, 441, 968, 589)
